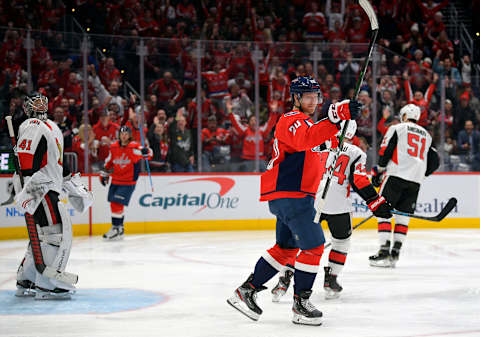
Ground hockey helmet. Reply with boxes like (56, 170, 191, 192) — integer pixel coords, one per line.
(399, 104, 420, 122)
(290, 76, 323, 106)
(338, 120, 357, 140)
(23, 92, 49, 121)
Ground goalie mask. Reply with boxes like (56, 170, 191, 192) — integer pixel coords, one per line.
(23, 92, 49, 121)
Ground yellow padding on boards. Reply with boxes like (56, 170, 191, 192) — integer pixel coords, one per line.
(1, 218, 479, 240)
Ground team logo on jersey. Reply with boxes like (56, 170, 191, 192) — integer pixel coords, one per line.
(113, 153, 131, 169)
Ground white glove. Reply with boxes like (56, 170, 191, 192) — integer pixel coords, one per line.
(62, 173, 94, 213)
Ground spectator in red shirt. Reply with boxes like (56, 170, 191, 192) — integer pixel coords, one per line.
(432, 31, 454, 60)
(227, 101, 279, 172)
(64, 72, 83, 107)
(176, 0, 197, 23)
(93, 109, 120, 162)
(303, 2, 328, 41)
(202, 64, 230, 100)
(426, 11, 446, 42)
(201, 115, 229, 171)
(0, 51, 21, 87)
(346, 17, 369, 55)
(403, 71, 438, 127)
(99, 57, 122, 87)
(31, 39, 51, 79)
(149, 71, 184, 111)
(125, 108, 148, 144)
(136, 9, 160, 36)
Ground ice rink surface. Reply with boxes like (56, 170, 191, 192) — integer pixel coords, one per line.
(1, 229, 480, 337)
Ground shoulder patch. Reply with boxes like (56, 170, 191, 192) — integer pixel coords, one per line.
(284, 111, 300, 117)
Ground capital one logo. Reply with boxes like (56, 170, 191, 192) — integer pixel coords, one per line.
(139, 177, 239, 213)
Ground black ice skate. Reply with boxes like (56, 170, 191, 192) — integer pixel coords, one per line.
(324, 266, 343, 299)
(103, 226, 124, 241)
(271, 264, 294, 302)
(292, 290, 323, 326)
(390, 241, 402, 268)
(227, 274, 267, 321)
(369, 241, 392, 267)
(15, 280, 36, 297)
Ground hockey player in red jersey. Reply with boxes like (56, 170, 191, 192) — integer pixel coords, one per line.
(227, 76, 361, 326)
(100, 126, 152, 240)
(270, 121, 392, 301)
(369, 104, 439, 267)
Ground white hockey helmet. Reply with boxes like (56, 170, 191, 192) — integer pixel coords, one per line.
(338, 120, 357, 140)
(399, 104, 420, 122)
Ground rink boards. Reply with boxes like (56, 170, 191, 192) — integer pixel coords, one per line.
(0, 173, 478, 239)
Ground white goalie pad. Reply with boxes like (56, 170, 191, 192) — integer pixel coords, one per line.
(62, 173, 94, 213)
(42, 201, 77, 289)
(15, 171, 55, 214)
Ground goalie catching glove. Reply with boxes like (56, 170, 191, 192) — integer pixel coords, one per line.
(62, 173, 94, 213)
(327, 99, 362, 124)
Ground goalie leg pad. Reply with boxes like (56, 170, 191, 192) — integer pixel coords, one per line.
(34, 202, 76, 291)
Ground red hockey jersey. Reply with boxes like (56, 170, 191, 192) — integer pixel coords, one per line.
(260, 110, 339, 201)
(105, 141, 152, 185)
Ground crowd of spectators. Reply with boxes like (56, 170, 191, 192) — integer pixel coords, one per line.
(0, 0, 479, 172)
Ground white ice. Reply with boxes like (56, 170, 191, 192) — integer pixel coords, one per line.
(1, 229, 480, 337)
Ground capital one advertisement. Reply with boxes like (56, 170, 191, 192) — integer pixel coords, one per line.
(1, 173, 479, 232)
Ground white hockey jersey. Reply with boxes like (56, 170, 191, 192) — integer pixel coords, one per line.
(17, 118, 64, 194)
(319, 143, 370, 214)
(379, 122, 432, 184)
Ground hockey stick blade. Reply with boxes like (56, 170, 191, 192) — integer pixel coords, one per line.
(392, 197, 457, 222)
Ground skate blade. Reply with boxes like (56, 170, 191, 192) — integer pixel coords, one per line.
(292, 313, 323, 326)
(35, 293, 71, 300)
(227, 297, 260, 321)
(15, 289, 36, 297)
(369, 260, 392, 268)
(324, 288, 341, 300)
(103, 235, 124, 241)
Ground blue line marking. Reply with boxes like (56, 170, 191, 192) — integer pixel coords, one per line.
(0, 288, 166, 315)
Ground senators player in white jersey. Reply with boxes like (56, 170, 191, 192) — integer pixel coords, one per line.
(271, 121, 393, 301)
(14, 93, 92, 300)
(369, 104, 439, 267)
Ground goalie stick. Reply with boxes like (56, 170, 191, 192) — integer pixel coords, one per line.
(5, 116, 78, 285)
(325, 198, 457, 249)
(314, 0, 379, 223)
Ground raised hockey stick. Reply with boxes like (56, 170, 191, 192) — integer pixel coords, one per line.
(5, 116, 78, 285)
(314, 0, 379, 223)
(353, 197, 458, 222)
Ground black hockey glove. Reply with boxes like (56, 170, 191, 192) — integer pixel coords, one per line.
(141, 147, 149, 157)
(367, 195, 392, 219)
(371, 166, 384, 188)
(348, 100, 362, 120)
(99, 171, 110, 187)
